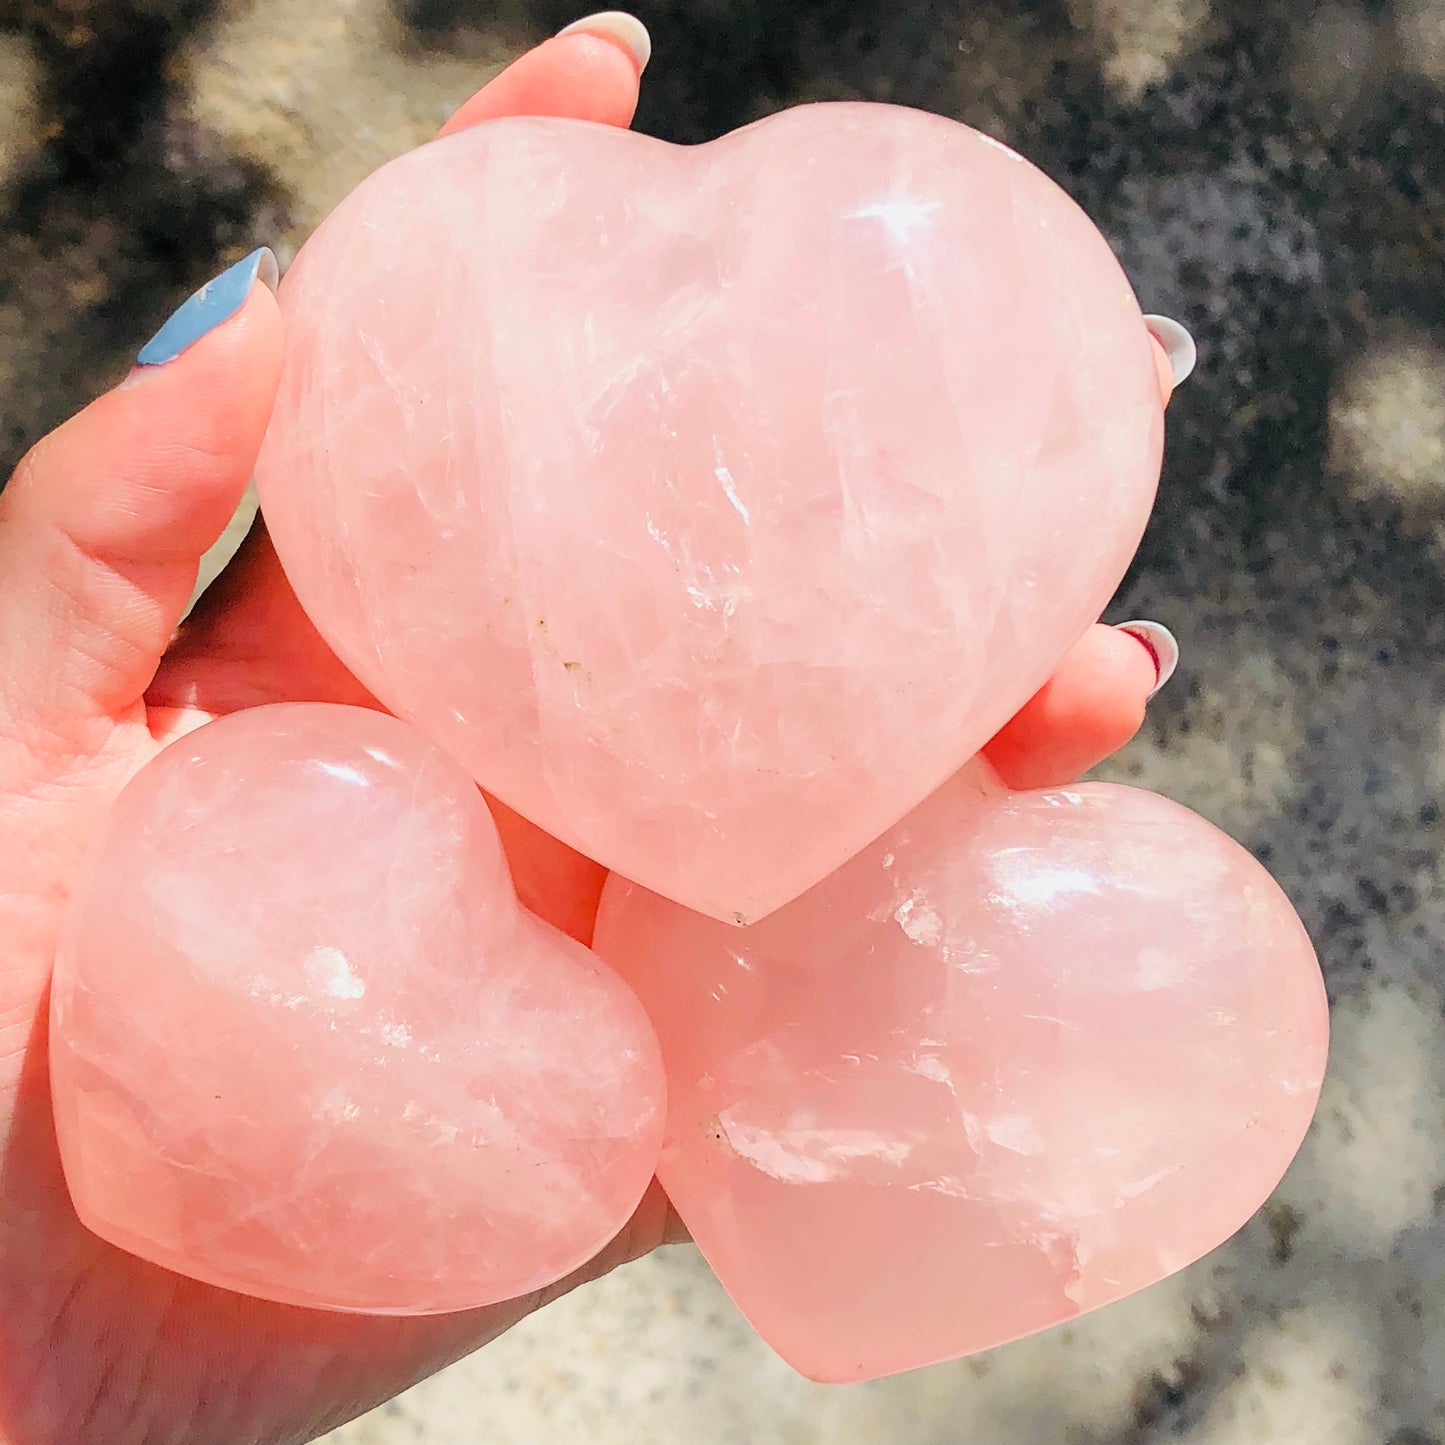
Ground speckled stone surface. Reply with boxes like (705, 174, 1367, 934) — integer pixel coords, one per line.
(4, 1, 1445, 1441)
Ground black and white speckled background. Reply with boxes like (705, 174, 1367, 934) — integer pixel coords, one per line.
(3, 2, 1444, 1440)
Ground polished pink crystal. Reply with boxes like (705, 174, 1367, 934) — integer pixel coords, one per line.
(50, 704, 666, 1313)
(254, 102, 1164, 926)
(593, 761, 1329, 1382)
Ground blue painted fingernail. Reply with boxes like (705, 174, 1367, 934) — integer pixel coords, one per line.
(136, 247, 279, 367)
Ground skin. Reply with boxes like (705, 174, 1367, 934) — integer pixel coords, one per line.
(0, 32, 1173, 1445)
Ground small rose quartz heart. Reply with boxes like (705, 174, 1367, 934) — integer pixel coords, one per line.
(593, 762, 1328, 1381)
(49, 704, 665, 1314)
(255, 102, 1164, 925)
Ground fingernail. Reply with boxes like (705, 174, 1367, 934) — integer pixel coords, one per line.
(1115, 620, 1179, 698)
(1143, 315, 1197, 387)
(556, 11, 651, 73)
(136, 247, 279, 367)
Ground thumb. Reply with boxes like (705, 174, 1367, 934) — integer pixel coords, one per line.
(0, 249, 283, 738)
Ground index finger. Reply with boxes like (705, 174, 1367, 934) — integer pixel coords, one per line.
(436, 13, 650, 140)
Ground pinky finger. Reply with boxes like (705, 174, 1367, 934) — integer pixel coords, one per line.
(981, 622, 1176, 790)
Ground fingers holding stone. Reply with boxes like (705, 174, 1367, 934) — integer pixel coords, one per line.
(0, 252, 282, 737)
(435, 15, 650, 141)
(982, 622, 1170, 790)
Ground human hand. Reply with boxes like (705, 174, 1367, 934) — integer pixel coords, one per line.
(0, 24, 673, 1445)
(0, 16, 1179, 1440)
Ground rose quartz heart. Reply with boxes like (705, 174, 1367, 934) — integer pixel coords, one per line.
(49, 704, 665, 1314)
(593, 762, 1328, 1381)
(255, 102, 1164, 925)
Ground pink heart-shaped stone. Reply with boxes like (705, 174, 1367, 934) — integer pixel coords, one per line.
(50, 704, 665, 1314)
(593, 763, 1328, 1381)
(255, 102, 1163, 925)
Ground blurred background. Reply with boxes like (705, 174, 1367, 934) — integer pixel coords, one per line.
(2, 0, 1444, 1440)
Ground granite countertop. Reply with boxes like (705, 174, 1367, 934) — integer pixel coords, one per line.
(3, 0, 1444, 1441)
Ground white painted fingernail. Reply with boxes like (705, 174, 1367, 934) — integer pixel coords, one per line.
(556, 11, 652, 73)
(1115, 620, 1179, 698)
(1143, 316, 1197, 386)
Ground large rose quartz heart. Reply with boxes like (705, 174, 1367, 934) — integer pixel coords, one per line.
(593, 763, 1328, 1381)
(49, 704, 665, 1313)
(255, 102, 1164, 925)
